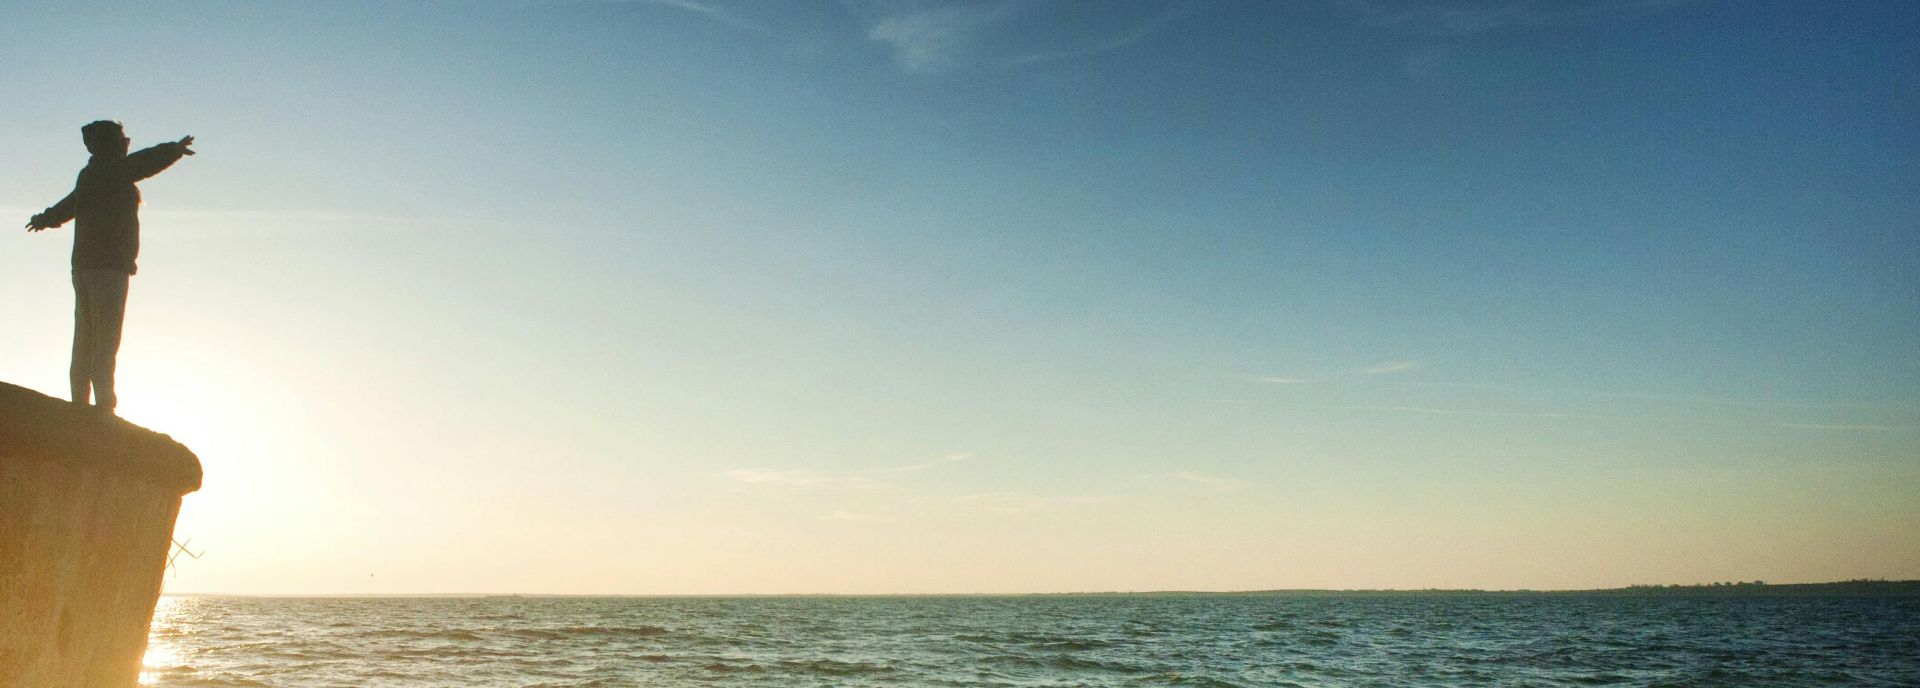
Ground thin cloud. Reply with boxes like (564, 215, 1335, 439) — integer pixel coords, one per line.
(724, 454, 1107, 517)
(127, 207, 512, 231)
(925, 491, 1113, 514)
(718, 468, 792, 484)
(1336, 404, 1595, 419)
(1339, 0, 1693, 37)
(721, 452, 970, 490)
(1404, 380, 1901, 412)
(866, 3, 1016, 73)
(1341, 0, 1527, 36)
(1173, 471, 1242, 492)
(1242, 362, 1414, 386)
(1007, 2, 1198, 66)
(596, 0, 771, 34)
(864, 451, 971, 474)
(1305, 401, 1917, 430)
(1779, 423, 1918, 432)
(862, 1, 1196, 73)
(1339, 0, 1694, 80)
(830, 509, 891, 522)
(1400, 44, 1453, 77)
(643, 0, 723, 16)
(718, 468, 876, 488)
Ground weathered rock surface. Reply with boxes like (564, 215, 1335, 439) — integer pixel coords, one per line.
(1, 382, 202, 688)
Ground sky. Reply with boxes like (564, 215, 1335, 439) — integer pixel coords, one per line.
(0, 0, 1915, 594)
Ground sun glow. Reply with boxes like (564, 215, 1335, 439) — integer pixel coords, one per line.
(114, 362, 256, 463)
(138, 598, 186, 685)
(136, 643, 177, 686)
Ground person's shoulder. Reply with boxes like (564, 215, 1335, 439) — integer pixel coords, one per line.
(75, 159, 120, 186)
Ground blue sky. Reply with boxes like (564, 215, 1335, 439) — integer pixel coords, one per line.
(1, 0, 1915, 593)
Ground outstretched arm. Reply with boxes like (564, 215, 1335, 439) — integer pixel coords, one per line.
(124, 135, 195, 182)
(25, 192, 75, 232)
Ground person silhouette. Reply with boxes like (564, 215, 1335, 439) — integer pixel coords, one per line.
(25, 120, 194, 414)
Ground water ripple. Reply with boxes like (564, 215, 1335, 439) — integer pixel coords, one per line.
(141, 594, 1920, 687)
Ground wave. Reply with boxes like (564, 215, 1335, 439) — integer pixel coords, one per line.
(508, 625, 671, 640)
(138, 595, 1920, 687)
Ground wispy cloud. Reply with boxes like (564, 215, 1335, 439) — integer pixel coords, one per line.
(1779, 423, 1918, 432)
(1007, 2, 1199, 66)
(866, 3, 1016, 73)
(1338, 0, 1692, 37)
(644, 0, 723, 17)
(1334, 404, 1595, 419)
(129, 207, 511, 232)
(1132, 471, 1244, 493)
(862, 1, 1197, 73)
(1349, 406, 1920, 431)
(1338, 0, 1693, 78)
(1243, 360, 1416, 386)
(720, 451, 972, 491)
(922, 491, 1113, 514)
(1404, 380, 1903, 412)
(1240, 374, 1915, 429)
(863, 451, 971, 474)
(601, 0, 770, 34)
(724, 453, 1108, 517)
(718, 468, 879, 488)
(1340, 0, 1527, 36)
(1173, 471, 1242, 492)
(1283, 387, 1918, 430)
(1363, 360, 1419, 375)
(830, 509, 892, 522)
(1399, 44, 1453, 77)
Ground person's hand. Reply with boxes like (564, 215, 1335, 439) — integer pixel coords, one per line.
(177, 135, 195, 156)
(25, 214, 49, 232)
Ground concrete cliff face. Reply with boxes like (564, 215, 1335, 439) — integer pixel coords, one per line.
(1, 382, 202, 688)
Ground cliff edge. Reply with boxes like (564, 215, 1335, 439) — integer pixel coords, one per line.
(1, 381, 203, 688)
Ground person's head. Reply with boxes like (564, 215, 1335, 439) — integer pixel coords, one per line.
(81, 120, 129, 157)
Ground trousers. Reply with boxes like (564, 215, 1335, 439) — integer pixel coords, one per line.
(71, 269, 130, 410)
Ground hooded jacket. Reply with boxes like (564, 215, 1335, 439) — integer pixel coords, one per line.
(37, 142, 188, 275)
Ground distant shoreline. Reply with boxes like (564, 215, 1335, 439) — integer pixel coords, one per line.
(162, 579, 1920, 599)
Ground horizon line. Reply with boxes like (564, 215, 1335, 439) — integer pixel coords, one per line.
(161, 578, 1920, 598)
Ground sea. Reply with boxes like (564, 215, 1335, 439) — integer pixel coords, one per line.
(141, 594, 1919, 687)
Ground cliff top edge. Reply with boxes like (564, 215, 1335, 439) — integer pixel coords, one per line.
(0, 381, 203, 495)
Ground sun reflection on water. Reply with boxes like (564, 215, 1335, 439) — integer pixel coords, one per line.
(139, 597, 188, 686)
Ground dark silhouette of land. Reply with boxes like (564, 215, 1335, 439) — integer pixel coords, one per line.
(148, 580, 1920, 599)
(1039, 580, 1920, 598)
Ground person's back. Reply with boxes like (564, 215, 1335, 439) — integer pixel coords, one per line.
(37, 121, 193, 275)
(26, 120, 194, 412)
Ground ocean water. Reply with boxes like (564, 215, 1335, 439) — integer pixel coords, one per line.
(141, 594, 1919, 687)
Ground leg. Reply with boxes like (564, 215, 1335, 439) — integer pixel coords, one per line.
(84, 271, 131, 411)
(70, 272, 94, 405)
